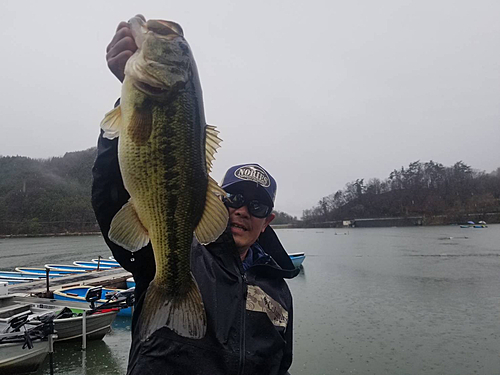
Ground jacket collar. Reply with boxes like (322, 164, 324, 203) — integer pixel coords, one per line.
(206, 226, 299, 279)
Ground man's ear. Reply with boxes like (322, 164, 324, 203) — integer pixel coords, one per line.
(261, 213, 275, 233)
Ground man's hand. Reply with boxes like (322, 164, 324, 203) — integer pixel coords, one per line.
(106, 15, 145, 82)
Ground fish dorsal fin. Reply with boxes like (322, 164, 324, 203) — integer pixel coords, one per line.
(195, 124, 227, 244)
(100, 106, 122, 140)
(109, 199, 150, 251)
(195, 176, 228, 245)
(205, 125, 222, 173)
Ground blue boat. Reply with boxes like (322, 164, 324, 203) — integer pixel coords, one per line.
(0, 277, 34, 285)
(461, 220, 487, 229)
(0, 271, 42, 280)
(0, 272, 42, 284)
(126, 277, 135, 289)
(44, 264, 90, 273)
(53, 286, 132, 317)
(289, 252, 306, 268)
(91, 259, 121, 267)
(15, 267, 71, 276)
(474, 221, 488, 228)
(73, 261, 115, 269)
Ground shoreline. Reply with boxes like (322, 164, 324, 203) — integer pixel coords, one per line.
(0, 232, 102, 239)
(1, 219, 498, 238)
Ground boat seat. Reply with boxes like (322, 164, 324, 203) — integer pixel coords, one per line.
(0, 304, 31, 320)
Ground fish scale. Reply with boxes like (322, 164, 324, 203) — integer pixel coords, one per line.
(129, 103, 203, 287)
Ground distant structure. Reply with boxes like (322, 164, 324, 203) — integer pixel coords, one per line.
(352, 216, 423, 228)
(343, 220, 354, 228)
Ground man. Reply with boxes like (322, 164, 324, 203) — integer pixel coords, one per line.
(92, 17, 298, 375)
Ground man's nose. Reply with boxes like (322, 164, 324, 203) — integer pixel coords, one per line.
(233, 204, 250, 217)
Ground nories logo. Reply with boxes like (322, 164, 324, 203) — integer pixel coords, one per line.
(234, 165, 271, 187)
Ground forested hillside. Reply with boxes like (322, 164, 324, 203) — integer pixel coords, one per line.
(2, 154, 497, 235)
(0, 148, 98, 235)
(302, 161, 500, 225)
(272, 210, 299, 225)
(0, 149, 299, 235)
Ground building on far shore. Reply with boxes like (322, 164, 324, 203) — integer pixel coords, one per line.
(353, 217, 423, 228)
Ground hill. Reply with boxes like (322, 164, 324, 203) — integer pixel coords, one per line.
(302, 161, 500, 226)
(0, 149, 298, 235)
(0, 148, 98, 235)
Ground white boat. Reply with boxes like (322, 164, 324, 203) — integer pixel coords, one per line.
(44, 264, 90, 273)
(0, 304, 52, 374)
(29, 303, 118, 342)
(15, 267, 72, 277)
(0, 294, 119, 342)
(91, 259, 120, 267)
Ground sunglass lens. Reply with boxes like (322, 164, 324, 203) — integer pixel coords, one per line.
(224, 194, 271, 218)
(224, 193, 245, 209)
(248, 200, 270, 218)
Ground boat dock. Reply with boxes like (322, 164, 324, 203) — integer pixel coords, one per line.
(6, 268, 132, 298)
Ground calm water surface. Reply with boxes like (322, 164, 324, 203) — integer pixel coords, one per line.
(1, 226, 499, 374)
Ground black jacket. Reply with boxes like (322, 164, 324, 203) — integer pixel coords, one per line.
(91, 131, 299, 375)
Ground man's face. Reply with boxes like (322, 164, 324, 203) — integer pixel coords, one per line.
(225, 185, 275, 256)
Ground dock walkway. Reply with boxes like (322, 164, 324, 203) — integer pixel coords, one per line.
(7, 268, 132, 297)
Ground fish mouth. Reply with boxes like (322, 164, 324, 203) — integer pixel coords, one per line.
(146, 20, 184, 38)
(128, 17, 184, 49)
(133, 81, 169, 96)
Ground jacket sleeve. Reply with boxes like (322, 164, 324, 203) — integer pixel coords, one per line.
(279, 297, 294, 375)
(91, 129, 156, 300)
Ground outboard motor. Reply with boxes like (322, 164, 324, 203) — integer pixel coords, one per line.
(85, 286, 103, 310)
(96, 287, 135, 312)
(7, 312, 30, 332)
(112, 288, 135, 307)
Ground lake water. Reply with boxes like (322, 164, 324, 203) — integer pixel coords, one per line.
(1, 225, 499, 374)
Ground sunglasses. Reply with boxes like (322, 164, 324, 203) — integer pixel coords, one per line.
(223, 193, 272, 218)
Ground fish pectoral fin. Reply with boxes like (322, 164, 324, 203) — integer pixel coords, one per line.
(194, 176, 229, 245)
(108, 200, 150, 251)
(100, 105, 122, 139)
(205, 125, 222, 173)
(138, 275, 207, 340)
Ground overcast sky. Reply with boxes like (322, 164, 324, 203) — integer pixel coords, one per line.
(1, 0, 499, 217)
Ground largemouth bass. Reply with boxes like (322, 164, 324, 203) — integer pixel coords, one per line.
(100, 16, 228, 340)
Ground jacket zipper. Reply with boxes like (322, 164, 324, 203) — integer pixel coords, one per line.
(237, 272, 247, 375)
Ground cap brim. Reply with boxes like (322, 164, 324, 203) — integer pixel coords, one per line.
(222, 181, 274, 207)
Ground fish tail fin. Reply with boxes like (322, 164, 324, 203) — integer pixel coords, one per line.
(138, 274, 207, 340)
